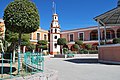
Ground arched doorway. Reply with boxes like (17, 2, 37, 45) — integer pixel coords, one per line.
(117, 28, 120, 38)
(102, 28, 115, 39)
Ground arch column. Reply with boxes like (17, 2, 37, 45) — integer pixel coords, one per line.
(100, 30, 104, 40)
(115, 30, 117, 38)
(112, 27, 119, 38)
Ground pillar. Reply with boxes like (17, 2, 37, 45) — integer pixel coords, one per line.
(104, 26, 107, 44)
(98, 22, 101, 46)
(115, 30, 117, 38)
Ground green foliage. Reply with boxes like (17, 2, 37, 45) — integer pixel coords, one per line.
(72, 44, 79, 50)
(21, 41, 30, 46)
(27, 44, 36, 51)
(3, 0, 40, 33)
(6, 29, 30, 43)
(85, 44, 92, 50)
(57, 38, 67, 45)
(75, 40, 83, 45)
(21, 34, 31, 46)
(63, 48, 68, 54)
(37, 45, 47, 50)
(113, 38, 120, 44)
(5, 29, 30, 53)
(5, 29, 18, 42)
(79, 49, 98, 54)
(21, 34, 30, 42)
(89, 50, 98, 54)
(37, 40, 47, 45)
(37, 40, 47, 50)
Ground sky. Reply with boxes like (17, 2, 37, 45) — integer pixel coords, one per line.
(0, 0, 118, 31)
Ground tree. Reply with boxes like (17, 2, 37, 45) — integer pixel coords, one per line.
(57, 38, 67, 45)
(27, 44, 36, 52)
(85, 44, 92, 54)
(3, 0, 40, 74)
(37, 40, 48, 52)
(75, 40, 83, 45)
(75, 40, 83, 49)
(57, 38, 67, 54)
(5, 29, 30, 62)
(38, 40, 47, 45)
(5, 29, 18, 63)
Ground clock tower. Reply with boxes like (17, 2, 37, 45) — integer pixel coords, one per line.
(50, 2, 60, 55)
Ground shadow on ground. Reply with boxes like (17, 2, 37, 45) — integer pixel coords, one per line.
(0, 67, 16, 74)
(64, 58, 98, 64)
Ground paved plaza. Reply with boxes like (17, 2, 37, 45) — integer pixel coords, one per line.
(44, 55, 120, 80)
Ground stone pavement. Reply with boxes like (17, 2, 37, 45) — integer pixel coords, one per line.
(44, 54, 120, 80)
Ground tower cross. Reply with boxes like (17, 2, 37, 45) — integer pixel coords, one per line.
(52, 1, 56, 14)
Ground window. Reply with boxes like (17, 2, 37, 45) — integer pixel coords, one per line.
(54, 36, 57, 39)
(55, 29, 57, 33)
(55, 17, 56, 19)
(54, 43, 57, 48)
(69, 34, 74, 42)
(37, 33, 40, 40)
(90, 30, 98, 40)
(44, 34, 47, 40)
(78, 33, 84, 41)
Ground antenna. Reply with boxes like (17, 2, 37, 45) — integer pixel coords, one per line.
(52, 1, 56, 14)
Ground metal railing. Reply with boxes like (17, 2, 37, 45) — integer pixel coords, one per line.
(0, 53, 13, 79)
(24, 52, 44, 72)
(0, 52, 44, 79)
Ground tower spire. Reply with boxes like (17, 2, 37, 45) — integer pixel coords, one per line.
(52, 1, 56, 14)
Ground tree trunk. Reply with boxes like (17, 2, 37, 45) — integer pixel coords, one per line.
(13, 43, 16, 63)
(18, 33, 22, 74)
(33, 49, 35, 53)
(23, 46, 26, 53)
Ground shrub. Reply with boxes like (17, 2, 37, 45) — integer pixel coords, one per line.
(79, 49, 98, 54)
(84, 49, 88, 54)
(75, 40, 83, 45)
(79, 49, 87, 54)
(72, 44, 79, 51)
(63, 48, 68, 54)
(89, 50, 98, 54)
(85, 44, 92, 50)
(79, 50, 84, 54)
(57, 38, 67, 45)
(113, 38, 120, 44)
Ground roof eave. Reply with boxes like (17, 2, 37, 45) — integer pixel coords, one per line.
(94, 7, 118, 21)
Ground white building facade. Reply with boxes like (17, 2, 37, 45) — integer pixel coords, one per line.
(50, 13, 61, 55)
